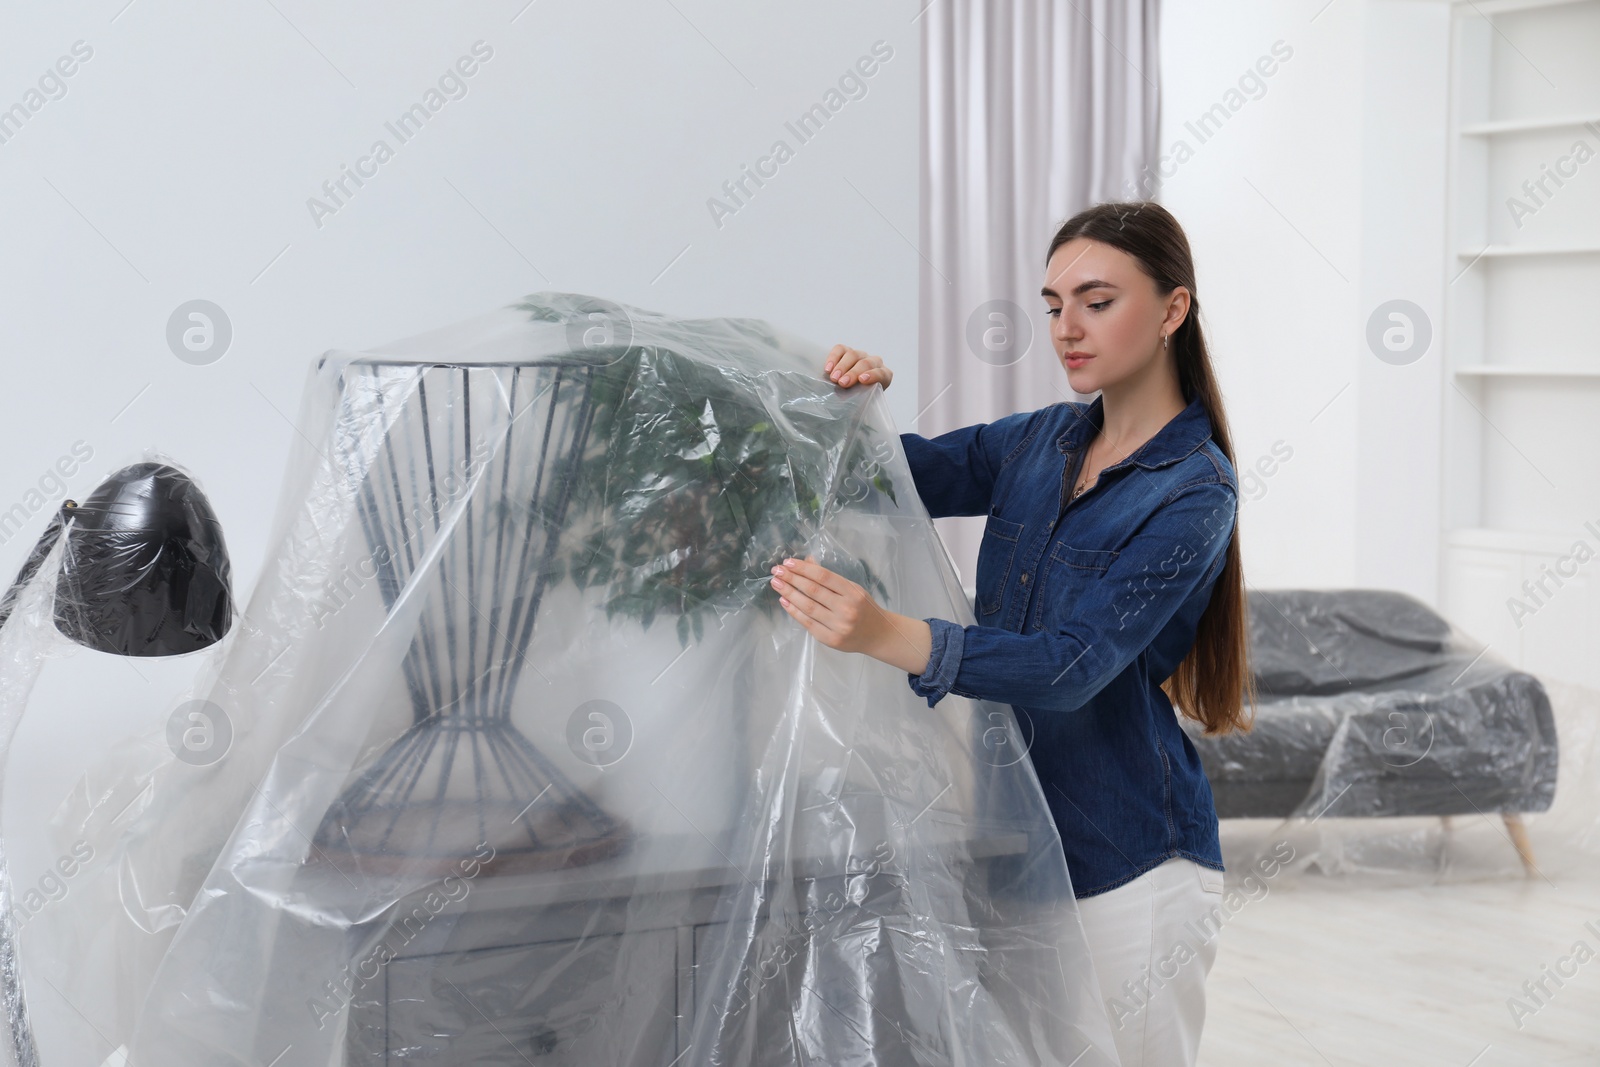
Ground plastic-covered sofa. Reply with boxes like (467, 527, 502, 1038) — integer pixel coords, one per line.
(1182, 588, 1559, 872)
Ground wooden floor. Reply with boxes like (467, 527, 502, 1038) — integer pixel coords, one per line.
(1199, 824, 1600, 1065)
(1193, 676, 1600, 1064)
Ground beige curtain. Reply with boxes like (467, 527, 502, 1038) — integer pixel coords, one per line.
(918, 0, 1163, 592)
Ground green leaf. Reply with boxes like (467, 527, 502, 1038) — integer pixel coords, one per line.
(524, 340, 906, 639)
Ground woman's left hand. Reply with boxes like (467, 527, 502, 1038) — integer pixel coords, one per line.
(769, 556, 932, 675)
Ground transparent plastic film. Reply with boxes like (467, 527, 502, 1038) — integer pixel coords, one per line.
(0, 530, 64, 1067)
(22, 294, 1120, 1066)
(0, 455, 235, 1067)
(1182, 589, 1596, 887)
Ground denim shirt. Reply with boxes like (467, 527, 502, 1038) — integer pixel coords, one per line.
(900, 392, 1238, 897)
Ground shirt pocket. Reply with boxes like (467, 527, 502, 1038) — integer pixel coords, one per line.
(974, 511, 1024, 618)
(1036, 541, 1120, 631)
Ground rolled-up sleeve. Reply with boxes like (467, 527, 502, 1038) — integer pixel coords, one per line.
(905, 481, 1237, 711)
(907, 616, 969, 706)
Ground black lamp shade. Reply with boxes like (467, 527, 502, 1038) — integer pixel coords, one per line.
(54, 463, 234, 656)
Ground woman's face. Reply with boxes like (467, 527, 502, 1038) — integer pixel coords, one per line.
(1042, 237, 1188, 395)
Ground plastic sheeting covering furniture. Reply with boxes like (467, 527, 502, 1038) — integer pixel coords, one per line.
(1190, 588, 1558, 820)
(1184, 588, 1566, 883)
(0, 461, 234, 1067)
(5, 293, 1122, 1066)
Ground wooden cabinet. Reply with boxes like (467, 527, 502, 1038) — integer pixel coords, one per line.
(342, 829, 1027, 1064)
(379, 930, 678, 1064)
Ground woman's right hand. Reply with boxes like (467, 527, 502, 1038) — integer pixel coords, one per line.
(825, 345, 893, 390)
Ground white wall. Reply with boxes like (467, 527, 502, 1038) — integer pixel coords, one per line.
(1355, 2, 1451, 601)
(0, 1, 918, 885)
(1156, 0, 1451, 599)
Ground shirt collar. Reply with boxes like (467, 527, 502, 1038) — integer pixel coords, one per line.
(1055, 392, 1213, 470)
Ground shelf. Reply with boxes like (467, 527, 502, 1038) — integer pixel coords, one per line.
(1454, 365, 1600, 378)
(1460, 114, 1600, 136)
(1452, 0, 1595, 16)
(1447, 526, 1588, 556)
(1455, 243, 1600, 259)
(1444, 0, 1600, 683)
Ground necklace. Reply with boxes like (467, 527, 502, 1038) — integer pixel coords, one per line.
(1071, 440, 1099, 500)
(1072, 404, 1177, 500)
(1071, 432, 1128, 500)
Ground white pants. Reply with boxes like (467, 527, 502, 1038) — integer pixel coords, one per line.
(1076, 856, 1225, 1067)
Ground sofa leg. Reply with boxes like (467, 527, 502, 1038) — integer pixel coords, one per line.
(1503, 813, 1537, 876)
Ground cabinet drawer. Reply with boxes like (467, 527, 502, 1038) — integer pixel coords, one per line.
(383, 929, 677, 1064)
(693, 915, 935, 1066)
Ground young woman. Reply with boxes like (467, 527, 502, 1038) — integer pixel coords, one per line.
(766, 200, 1254, 1067)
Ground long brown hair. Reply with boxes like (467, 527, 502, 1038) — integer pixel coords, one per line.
(1046, 200, 1255, 736)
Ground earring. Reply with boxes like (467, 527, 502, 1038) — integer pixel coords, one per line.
(1162, 333, 1168, 350)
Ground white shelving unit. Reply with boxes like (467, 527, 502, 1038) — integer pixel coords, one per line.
(1442, 0, 1600, 687)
